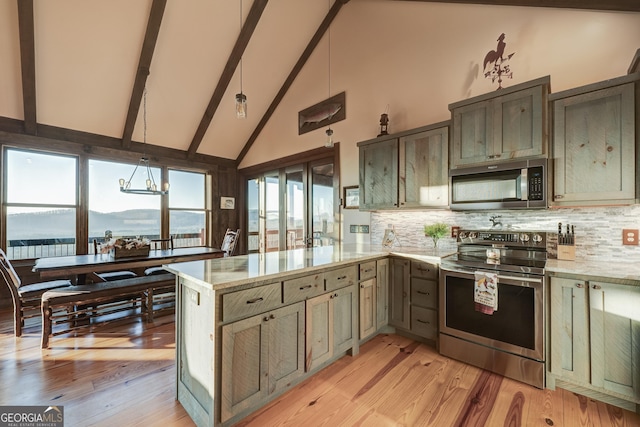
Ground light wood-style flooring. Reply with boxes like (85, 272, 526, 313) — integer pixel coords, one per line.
(1, 308, 638, 427)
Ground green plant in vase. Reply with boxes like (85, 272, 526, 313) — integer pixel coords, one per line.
(424, 222, 448, 248)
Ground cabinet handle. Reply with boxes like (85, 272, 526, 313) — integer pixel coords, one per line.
(555, 195, 565, 200)
(337, 275, 347, 280)
(247, 297, 264, 304)
(575, 283, 584, 288)
(360, 284, 365, 288)
(417, 291, 430, 295)
(416, 319, 430, 324)
(487, 154, 501, 159)
(591, 284, 601, 290)
(299, 285, 312, 290)
(363, 269, 373, 273)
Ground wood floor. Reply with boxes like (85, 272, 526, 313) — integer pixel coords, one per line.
(1, 308, 639, 427)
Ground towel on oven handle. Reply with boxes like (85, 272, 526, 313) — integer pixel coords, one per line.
(474, 270, 498, 315)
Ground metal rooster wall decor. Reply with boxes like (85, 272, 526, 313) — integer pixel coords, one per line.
(483, 33, 515, 90)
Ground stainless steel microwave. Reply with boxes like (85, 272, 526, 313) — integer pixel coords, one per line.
(449, 158, 549, 210)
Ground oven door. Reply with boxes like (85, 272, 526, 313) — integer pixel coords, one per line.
(439, 265, 544, 362)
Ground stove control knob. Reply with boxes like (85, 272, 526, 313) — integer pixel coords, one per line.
(469, 232, 478, 239)
(459, 231, 468, 239)
(532, 233, 543, 244)
(519, 233, 530, 242)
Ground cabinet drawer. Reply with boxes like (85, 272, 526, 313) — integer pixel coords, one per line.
(359, 261, 377, 281)
(411, 306, 437, 339)
(411, 261, 437, 280)
(283, 273, 324, 304)
(411, 278, 437, 309)
(222, 282, 282, 323)
(325, 265, 358, 292)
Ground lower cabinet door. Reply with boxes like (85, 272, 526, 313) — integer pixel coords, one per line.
(359, 278, 377, 340)
(221, 302, 305, 423)
(220, 313, 268, 422)
(589, 281, 640, 401)
(306, 293, 334, 372)
(306, 286, 357, 372)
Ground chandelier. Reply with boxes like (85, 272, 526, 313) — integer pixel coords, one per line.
(119, 87, 169, 195)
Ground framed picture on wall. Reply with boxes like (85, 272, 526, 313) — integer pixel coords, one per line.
(343, 186, 359, 209)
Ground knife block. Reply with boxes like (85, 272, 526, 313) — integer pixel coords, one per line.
(557, 242, 576, 261)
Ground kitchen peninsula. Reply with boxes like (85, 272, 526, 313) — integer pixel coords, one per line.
(164, 244, 451, 427)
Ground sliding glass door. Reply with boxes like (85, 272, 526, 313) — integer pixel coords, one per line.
(245, 158, 337, 253)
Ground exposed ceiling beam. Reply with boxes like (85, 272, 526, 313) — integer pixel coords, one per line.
(187, 0, 269, 158)
(121, 0, 167, 150)
(17, 0, 37, 135)
(392, 0, 640, 12)
(236, 0, 351, 165)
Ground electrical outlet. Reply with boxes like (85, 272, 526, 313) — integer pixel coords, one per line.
(622, 229, 639, 245)
(451, 226, 460, 238)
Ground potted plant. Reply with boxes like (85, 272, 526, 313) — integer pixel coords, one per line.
(424, 222, 448, 248)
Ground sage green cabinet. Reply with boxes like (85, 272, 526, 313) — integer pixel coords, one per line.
(358, 122, 450, 210)
(549, 277, 590, 382)
(398, 125, 449, 208)
(389, 258, 410, 329)
(551, 76, 638, 206)
(450, 76, 549, 168)
(220, 301, 305, 423)
(376, 258, 389, 329)
(359, 278, 376, 340)
(549, 276, 640, 409)
(305, 284, 357, 372)
(359, 137, 398, 210)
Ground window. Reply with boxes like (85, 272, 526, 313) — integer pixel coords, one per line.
(88, 159, 161, 251)
(4, 148, 78, 259)
(168, 169, 206, 247)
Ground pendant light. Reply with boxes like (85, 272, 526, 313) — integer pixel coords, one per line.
(235, 0, 247, 119)
(119, 87, 169, 195)
(324, 0, 334, 148)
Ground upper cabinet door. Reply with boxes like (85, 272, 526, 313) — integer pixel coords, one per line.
(451, 100, 493, 167)
(450, 76, 549, 168)
(493, 85, 546, 160)
(359, 138, 398, 210)
(399, 125, 449, 208)
(552, 81, 636, 206)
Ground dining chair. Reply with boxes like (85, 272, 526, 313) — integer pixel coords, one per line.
(221, 228, 240, 256)
(0, 249, 71, 336)
(93, 239, 137, 281)
(144, 236, 174, 276)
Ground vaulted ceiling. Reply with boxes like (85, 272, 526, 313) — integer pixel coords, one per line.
(0, 0, 637, 167)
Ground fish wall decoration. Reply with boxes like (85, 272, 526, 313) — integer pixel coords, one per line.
(298, 91, 346, 135)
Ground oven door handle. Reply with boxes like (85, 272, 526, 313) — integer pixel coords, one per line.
(496, 274, 542, 284)
(441, 266, 543, 286)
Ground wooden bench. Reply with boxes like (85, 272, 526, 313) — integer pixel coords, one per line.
(41, 273, 175, 348)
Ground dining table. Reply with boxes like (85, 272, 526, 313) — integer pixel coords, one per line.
(33, 246, 225, 285)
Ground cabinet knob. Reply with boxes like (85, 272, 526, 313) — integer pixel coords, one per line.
(555, 195, 565, 200)
(575, 283, 584, 288)
(591, 284, 601, 290)
(269, 314, 275, 319)
(263, 316, 269, 322)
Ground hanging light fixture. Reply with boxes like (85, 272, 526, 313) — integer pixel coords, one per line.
(235, 0, 247, 119)
(119, 87, 169, 195)
(324, 0, 334, 148)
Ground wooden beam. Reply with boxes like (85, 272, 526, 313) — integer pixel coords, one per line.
(0, 123, 236, 171)
(236, 0, 350, 165)
(391, 0, 640, 12)
(121, 0, 167, 149)
(17, 0, 37, 135)
(187, 0, 269, 158)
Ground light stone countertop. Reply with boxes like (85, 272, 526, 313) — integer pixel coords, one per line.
(546, 259, 640, 284)
(164, 244, 456, 291)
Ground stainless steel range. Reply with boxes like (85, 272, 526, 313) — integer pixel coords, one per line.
(439, 229, 548, 388)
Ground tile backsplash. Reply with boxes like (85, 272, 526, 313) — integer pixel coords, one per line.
(371, 205, 640, 262)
